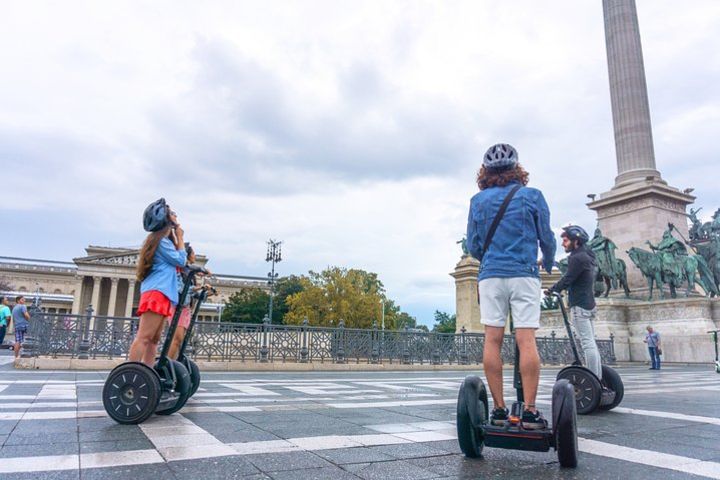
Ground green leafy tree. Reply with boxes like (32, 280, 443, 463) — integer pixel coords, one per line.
(432, 310, 456, 333)
(223, 288, 270, 323)
(223, 275, 305, 324)
(284, 267, 413, 329)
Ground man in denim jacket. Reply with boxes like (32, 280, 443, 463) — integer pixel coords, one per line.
(466, 143, 556, 430)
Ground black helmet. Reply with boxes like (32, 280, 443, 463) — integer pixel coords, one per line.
(143, 198, 170, 232)
(562, 225, 590, 245)
(483, 143, 518, 169)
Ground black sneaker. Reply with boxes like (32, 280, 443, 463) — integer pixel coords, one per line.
(490, 407, 509, 426)
(521, 409, 548, 430)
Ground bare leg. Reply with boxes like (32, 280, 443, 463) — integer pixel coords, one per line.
(141, 319, 166, 366)
(168, 326, 186, 360)
(13, 342, 20, 358)
(483, 326, 506, 409)
(128, 312, 164, 366)
(515, 328, 540, 412)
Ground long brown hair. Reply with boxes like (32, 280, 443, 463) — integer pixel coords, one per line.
(476, 163, 529, 190)
(136, 226, 173, 282)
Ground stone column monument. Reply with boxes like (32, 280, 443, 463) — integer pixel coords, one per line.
(587, 0, 694, 290)
(451, 255, 482, 333)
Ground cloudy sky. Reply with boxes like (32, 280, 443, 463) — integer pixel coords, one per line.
(2, 1, 719, 326)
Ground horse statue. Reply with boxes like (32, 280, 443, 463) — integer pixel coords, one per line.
(627, 247, 665, 300)
(597, 258, 631, 298)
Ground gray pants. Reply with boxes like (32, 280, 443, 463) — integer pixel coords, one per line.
(569, 306, 602, 380)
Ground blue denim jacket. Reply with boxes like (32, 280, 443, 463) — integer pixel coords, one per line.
(140, 237, 188, 305)
(466, 181, 556, 280)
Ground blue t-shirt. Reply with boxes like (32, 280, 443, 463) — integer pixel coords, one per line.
(12, 304, 28, 329)
(645, 331, 660, 347)
(0, 305, 10, 327)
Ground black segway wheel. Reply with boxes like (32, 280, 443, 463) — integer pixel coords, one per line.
(552, 379, 578, 468)
(456, 375, 488, 458)
(598, 365, 624, 411)
(103, 362, 161, 425)
(182, 357, 201, 397)
(155, 359, 192, 415)
(557, 366, 602, 415)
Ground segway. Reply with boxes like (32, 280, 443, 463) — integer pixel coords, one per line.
(553, 292, 624, 414)
(102, 265, 207, 424)
(710, 330, 720, 374)
(457, 319, 579, 468)
(177, 285, 217, 398)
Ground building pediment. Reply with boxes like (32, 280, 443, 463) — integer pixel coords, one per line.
(75, 253, 139, 267)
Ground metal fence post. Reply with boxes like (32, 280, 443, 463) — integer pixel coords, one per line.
(609, 332, 617, 364)
(402, 326, 411, 364)
(77, 305, 93, 360)
(431, 332, 441, 365)
(370, 321, 379, 364)
(259, 315, 270, 362)
(300, 317, 309, 363)
(336, 320, 345, 364)
(460, 326, 469, 365)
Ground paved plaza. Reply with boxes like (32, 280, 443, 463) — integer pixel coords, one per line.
(1, 354, 719, 479)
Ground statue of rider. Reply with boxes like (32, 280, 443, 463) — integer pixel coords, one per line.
(588, 227, 619, 280)
(646, 223, 688, 280)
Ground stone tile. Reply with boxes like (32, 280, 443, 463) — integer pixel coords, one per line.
(79, 438, 154, 454)
(5, 432, 79, 446)
(168, 456, 260, 479)
(81, 463, 177, 480)
(245, 451, 333, 472)
(268, 465, 361, 480)
(342, 459, 439, 480)
(367, 443, 448, 460)
(315, 446, 395, 464)
(1, 471, 80, 480)
(79, 428, 147, 443)
(0, 442, 78, 458)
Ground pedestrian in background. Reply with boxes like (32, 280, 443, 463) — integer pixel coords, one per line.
(0, 296, 11, 347)
(644, 325, 662, 370)
(11, 295, 30, 358)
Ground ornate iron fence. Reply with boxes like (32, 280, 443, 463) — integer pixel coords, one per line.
(23, 307, 616, 365)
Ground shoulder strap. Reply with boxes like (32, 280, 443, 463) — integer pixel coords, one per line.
(480, 184, 522, 262)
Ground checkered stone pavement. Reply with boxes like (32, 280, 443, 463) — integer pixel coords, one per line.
(1, 355, 720, 479)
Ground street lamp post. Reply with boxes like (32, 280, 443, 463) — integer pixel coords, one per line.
(380, 298, 385, 331)
(266, 239, 282, 323)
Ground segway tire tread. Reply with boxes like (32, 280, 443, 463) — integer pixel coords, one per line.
(557, 366, 602, 415)
(102, 362, 160, 425)
(598, 365, 624, 411)
(456, 376, 487, 458)
(553, 379, 578, 468)
(155, 360, 192, 415)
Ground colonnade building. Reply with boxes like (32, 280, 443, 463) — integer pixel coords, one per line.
(0, 246, 268, 321)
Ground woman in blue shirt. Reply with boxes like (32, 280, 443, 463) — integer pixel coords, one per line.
(128, 199, 187, 366)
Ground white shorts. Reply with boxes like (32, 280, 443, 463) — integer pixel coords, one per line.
(479, 277, 541, 329)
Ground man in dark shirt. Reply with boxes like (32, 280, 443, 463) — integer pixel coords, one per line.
(546, 225, 602, 379)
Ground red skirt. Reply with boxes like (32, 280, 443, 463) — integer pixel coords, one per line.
(137, 290, 175, 317)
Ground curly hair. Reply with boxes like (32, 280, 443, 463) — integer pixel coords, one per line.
(476, 164, 529, 190)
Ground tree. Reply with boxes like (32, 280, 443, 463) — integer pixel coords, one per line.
(223, 275, 305, 324)
(223, 288, 270, 324)
(432, 310, 456, 333)
(284, 267, 413, 329)
(272, 275, 304, 323)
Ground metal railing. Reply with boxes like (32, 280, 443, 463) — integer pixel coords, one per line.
(23, 307, 616, 365)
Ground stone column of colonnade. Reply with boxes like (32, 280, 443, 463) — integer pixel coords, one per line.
(107, 278, 119, 317)
(89, 276, 102, 330)
(125, 280, 136, 317)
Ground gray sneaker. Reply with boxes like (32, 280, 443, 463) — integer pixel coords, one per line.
(521, 409, 548, 430)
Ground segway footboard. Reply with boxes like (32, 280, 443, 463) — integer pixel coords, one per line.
(484, 425, 553, 452)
